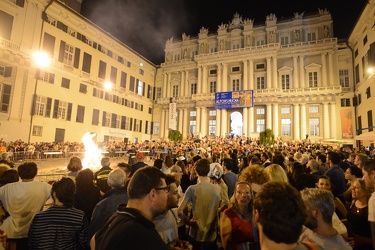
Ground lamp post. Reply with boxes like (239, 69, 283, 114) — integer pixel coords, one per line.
(28, 51, 50, 144)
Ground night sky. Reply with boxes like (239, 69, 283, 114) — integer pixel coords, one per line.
(80, 0, 368, 65)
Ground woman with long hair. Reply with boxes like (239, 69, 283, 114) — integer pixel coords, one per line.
(220, 181, 258, 250)
(74, 168, 101, 223)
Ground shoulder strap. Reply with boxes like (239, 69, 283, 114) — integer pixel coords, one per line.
(302, 241, 319, 250)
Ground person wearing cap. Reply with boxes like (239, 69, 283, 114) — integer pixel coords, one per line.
(130, 151, 148, 175)
(208, 162, 229, 213)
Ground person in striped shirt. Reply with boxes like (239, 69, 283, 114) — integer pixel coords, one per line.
(28, 177, 88, 249)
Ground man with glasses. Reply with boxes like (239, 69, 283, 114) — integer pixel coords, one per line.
(91, 166, 169, 250)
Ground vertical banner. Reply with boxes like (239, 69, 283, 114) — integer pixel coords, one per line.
(340, 109, 353, 139)
(169, 97, 177, 130)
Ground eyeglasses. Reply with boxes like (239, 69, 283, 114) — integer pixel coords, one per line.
(154, 186, 170, 192)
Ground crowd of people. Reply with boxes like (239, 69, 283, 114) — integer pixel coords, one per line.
(0, 135, 374, 249)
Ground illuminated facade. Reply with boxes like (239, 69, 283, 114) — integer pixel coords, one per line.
(0, 0, 372, 145)
(0, 0, 156, 143)
(349, 0, 375, 147)
(155, 11, 357, 144)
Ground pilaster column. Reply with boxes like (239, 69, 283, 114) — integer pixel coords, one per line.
(328, 52, 334, 86)
(166, 73, 171, 97)
(178, 109, 183, 133)
(249, 60, 254, 90)
(161, 109, 166, 138)
(299, 56, 305, 89)
(196, 107, 201, 133)
(249, 107, 254, 134)
(300, 104, 306, 139)
(272, 104, 278, 137)
(243, 60, 248, 90)
(200, 107, 208, 136)
(202, 66, 208, 93)
(183, 109, 189, 139)
(197, 66, 202, 93)
(323, 102, 330, 139)
(330, 103, 337, 139)
(293, 56, 299, 89)
(216, 109, 221, 136)
(294, 104, 300, 140)
(180, 71, 185, 97)
(222, 109, 228, 136)
(217, 64, 222, 92)
(243, 108, 248, 136)
(163, 73, 167, 97)
(266, 104, 272, 129)
(185, 70, 189, 96)
(222, 63, 228, 92)
(267, 57, 272, 89)
(321, 53, 327, 87)
(272, 57, 278, 89)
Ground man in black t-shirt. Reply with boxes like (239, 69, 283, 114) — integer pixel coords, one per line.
(91, 166, 168, 250)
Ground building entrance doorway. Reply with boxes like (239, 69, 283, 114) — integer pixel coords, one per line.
(230, 111, 243, 136)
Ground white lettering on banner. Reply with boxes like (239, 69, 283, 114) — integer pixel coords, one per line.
(169, 102, 177, 130)
(108, 129, 127, 137)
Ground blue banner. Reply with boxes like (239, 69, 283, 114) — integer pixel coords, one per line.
(215, 90, 254, 109)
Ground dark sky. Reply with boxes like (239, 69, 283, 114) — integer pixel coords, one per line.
(80, 0, 368, 65)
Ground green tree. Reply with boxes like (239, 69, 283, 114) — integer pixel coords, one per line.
(168, 129, 183, 142)
(259, 128, 275, 145)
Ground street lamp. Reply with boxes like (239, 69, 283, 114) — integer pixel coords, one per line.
(28, 51, 51, 144)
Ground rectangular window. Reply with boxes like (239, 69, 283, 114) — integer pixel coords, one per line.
(98, 60, 106, 79)
(210, 81, 216, 93)
(189, 120, 196, 133)
(82, 52, 92, 74)
(340, 98, 351, 107)
(190, 111, 196, 117)
(280, 36, 289, 45)
(339, 69, 349, 88)
(309, 118, 320, 136)
(92, 109, 99, 125)
(256, 108, 265, 115)
(76, 105, 85, 123)
(366, 87, 371, 99)
(156, 87, 162, 99)
(281, 118, 291, 136)
(61, 77, 70, 89)
(79, 83, 87, 93)
(110, 66, 117, 85)
(308, 72, 318, 87)
(232, 66, 240, 72)
(120, 71, 127, 88)
(191, 83, 197, 95)
(32, 125, 43, 136)
(281, 107, 290, 114)
(368, 110, 373, 132)
(139, 69, 144, 75)
(256, 76, 265, 89)
(256, 63, 265, 70)
(209, 110, 216, 116)
(307, 32, 316, 41)
(42, 72, 55, 84)
(209, 120, 216, 135)
(256, 119, 265, 132)
(232, 79, 240, 91)
(172, 85, 179, 97)
(63, 43, 74, 66)
(281, 74, 290, 89)
(309, 106, 319, 113)
(129, 76, 135, 92)
(1, 84, 11, 113)
(209, 69, 217, 75)
(137, 80, 143, 95)
(153, 122, 160, 135)
(35, 96, 47, 116)
(125, 117, 130, 130)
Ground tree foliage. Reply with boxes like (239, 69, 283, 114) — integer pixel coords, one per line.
(259, 128, 275, 145)
(168, 129, 183, 142)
